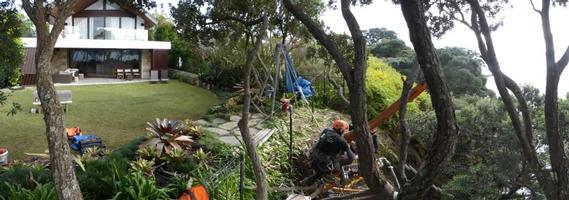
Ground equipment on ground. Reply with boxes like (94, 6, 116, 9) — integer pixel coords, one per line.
(70, 135, 105, 154)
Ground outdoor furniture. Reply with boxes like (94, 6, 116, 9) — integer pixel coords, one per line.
(160, 69, 169, 82)
(150, 70, 159, 83)
(52, 72, 73, 83)
(78, 73, 85, 80)
(116, 69, 125, 79)
(32, 90, 72, 112)
(132, 69, 141, 79)
(124, 69, 133, 80)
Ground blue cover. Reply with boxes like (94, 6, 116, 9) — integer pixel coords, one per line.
(283, 50, 313, 99)
(70, 135, 98, 151)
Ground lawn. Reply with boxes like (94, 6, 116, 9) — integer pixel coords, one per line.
(0, 80, 219, 159)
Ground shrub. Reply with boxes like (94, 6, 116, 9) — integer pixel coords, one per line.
(365, 56, 430, 130)
(169, 69, 199, 86)
(1, 181, 56, 200)
(0, 164, 51, 195)
(110, 172, 172, 200)
(141, 118, 195, 158)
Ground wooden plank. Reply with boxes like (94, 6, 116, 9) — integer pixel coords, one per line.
(254, 128, 276, 147)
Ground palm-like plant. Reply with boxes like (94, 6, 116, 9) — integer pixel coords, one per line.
(140, 118, 194, 158)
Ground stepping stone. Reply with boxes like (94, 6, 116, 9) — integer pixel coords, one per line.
(195, 119, 210, 126)
(232, 128, 259, 136)
(212, 118, 227, 125)
(230, 115, 241, 122)
(255, 124, 265, 129)
(249, 119, 262, 127)
(205, 127, 229, 136)
(218, 135, 241, 146)
(251, 113, 264, 119)
(219, 121, 238, 130)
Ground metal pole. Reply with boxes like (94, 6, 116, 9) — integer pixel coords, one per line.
(289, 105, 293, 164)
(239, 153, 244, 200)
(270, 44, 282, 117)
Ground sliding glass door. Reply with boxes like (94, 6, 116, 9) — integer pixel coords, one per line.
(70, 49, 141, 78)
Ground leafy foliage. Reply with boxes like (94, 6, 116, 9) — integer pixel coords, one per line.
(408, 95, 537, 199)
(437, 47, 489, 96)
(2, 181, 56, 200)
(365, 57, 430, 129)
(141, 118, 196, 158)
(0, 1, 24, 88)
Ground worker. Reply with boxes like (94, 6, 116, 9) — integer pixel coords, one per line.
(301, 119, 356, 186)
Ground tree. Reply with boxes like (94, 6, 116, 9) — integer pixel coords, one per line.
(363, 27, 398, 45)
(21, 1, 155, 199)
(398, 0, 459, 199)
(534, 1, 569, 198)
(427, 0, 569, 198)
(437, 47, 489, 97)
(284, 0, 395, 198)
(21, 1, 83, 199)
(0, 0, 24, 88)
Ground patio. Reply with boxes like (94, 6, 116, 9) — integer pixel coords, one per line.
(54, 77, 153, 86)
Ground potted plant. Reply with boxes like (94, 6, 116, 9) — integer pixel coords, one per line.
(0, 147, 8, 165)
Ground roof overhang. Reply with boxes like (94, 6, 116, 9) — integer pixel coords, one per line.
(22, 38, 171, 50)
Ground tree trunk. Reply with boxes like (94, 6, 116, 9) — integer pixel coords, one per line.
(465, 1, 558, 198)
(398, 65, 420, 183)
(36, 43, 84, 200)
(539, 0, 569, 198)
(22, 1, 83, 199)
(237, 16, 269, 200)
(399, 0, 459, 199)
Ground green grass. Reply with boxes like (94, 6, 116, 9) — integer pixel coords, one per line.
(0, 81, 219, 159)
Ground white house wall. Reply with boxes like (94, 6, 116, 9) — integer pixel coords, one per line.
(136, 16, 145, 30)
(22, 38, 171, 50)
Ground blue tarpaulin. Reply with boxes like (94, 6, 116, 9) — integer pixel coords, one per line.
(283, 49, 313, 101)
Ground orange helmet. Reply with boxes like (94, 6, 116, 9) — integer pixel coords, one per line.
(332, 120, 349, 133)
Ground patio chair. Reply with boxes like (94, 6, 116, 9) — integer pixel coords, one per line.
(132, 69, 141, 79)
(150, 70, 159, 83)
(116, 69, 125, 79)
(124, 69, 133, 80)
(160, 69, 169, 82)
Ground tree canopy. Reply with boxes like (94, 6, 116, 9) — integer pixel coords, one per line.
(0, 0, 24, 88)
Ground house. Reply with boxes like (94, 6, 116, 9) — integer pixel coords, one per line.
(21, 0, 171, 85)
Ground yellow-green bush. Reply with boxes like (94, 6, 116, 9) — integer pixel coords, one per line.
(365, 56, 430, 130)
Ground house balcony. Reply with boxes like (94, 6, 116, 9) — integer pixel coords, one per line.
(59, 26, 148, 41)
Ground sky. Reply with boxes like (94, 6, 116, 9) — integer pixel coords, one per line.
(319, 1, 569, 97)
(16, 0, 569, 97)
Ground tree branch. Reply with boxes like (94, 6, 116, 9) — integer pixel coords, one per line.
(398, 64, 420, 183)
(327, 72, 350, 106)
(556, 45, 569, 71)
(341, 0, 366, 73)
(212, 15, 265, 26)
(283, 0, 353, 83)
(530, 0, 542, 13)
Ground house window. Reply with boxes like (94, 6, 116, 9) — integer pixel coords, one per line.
(89, 17, 105, 39)
(70, 49, 141, 77)
(105, 17, 120, 39)
(121, 17, 135, 29)
(74, 17, 88, 39)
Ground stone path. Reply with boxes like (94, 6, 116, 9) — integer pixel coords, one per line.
(202, 113, 267, 146)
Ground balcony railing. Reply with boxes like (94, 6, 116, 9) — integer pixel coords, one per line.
(59, 26, 148, 41)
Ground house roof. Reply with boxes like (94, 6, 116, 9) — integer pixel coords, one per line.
(72, 0, 157, 27)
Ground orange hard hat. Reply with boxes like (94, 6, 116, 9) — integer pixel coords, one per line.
(332, 120, 349, 133)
